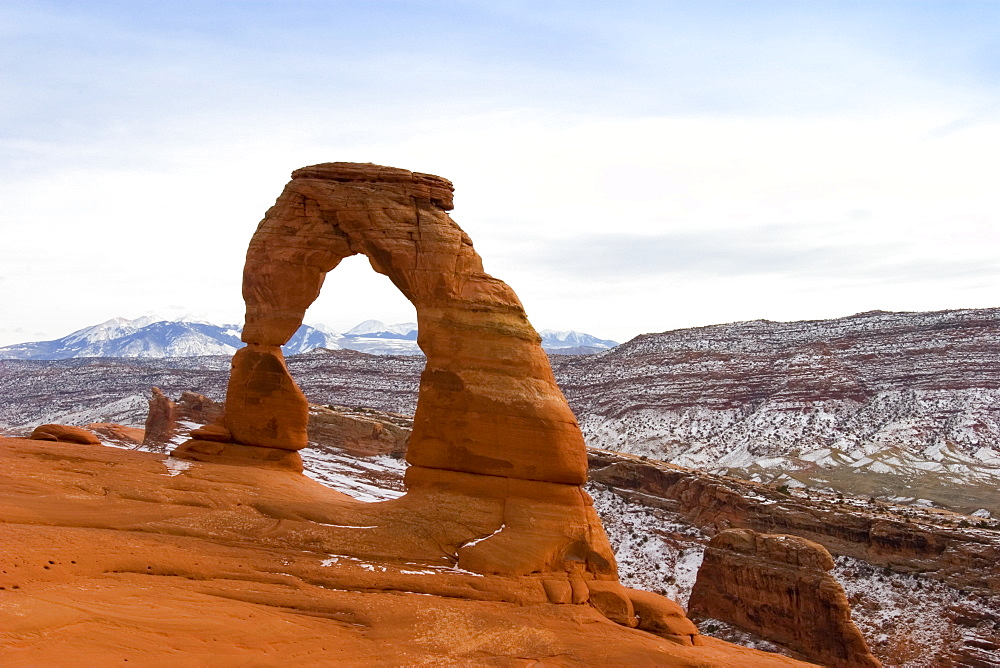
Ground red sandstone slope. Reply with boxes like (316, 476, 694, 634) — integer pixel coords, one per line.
(0, 436, 811, 667)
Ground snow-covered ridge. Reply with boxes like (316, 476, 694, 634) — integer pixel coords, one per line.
(0, 316, 617, 359)
(539, 329, 618, 350)
(551, 307, 1000, 505)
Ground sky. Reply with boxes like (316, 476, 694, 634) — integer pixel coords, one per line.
(3, 0, 1000, 346)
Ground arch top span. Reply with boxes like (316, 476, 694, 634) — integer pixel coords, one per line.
(290, 162, 455, 210)
(181, 161, 589, 486)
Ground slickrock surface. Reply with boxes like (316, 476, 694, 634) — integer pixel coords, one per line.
(0, 436, 810, 667)
(688, 529, 880, 668)
(174, 163, 623, 596)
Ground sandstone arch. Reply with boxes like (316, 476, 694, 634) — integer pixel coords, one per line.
(209, 162, 587, 485)
(172, 162, 628, 606)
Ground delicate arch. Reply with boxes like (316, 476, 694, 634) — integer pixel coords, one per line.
(221, 162, 587, 485)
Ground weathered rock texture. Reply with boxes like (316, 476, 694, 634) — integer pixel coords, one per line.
(29, 423, 100, 445)
(85, 422, 144, 446)
(144, 388, 224, 448)
(1, 436, 812, 666)
(191, 162, 587, 485)
(688, 529, 880, 668)
(171, 163, 631, 620)
(587, 449, 1000, 666)
(308, 404, 410, 458)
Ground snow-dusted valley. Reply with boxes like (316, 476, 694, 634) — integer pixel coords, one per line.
(553, 308, 1000, 516)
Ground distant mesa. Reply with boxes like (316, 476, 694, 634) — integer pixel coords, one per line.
(0, 316, 616, 359)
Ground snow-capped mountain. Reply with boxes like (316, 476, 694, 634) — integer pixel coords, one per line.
(0, 317, 339, 360)
(539, 329, 618, 351)
(284, 323, 342, 355)
(339, 320, 421, 355)
(345, 320, 418, 338)
(0, 317, 615, 359)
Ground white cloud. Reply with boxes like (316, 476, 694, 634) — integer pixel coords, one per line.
(4, 2, 1000, 346)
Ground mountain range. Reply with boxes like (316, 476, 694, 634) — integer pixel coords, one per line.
(0, 317, 618, 359)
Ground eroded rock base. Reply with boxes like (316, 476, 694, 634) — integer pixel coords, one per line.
(1, 437, 813, 666)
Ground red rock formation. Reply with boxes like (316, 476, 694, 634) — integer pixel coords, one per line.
(190, 162, 586, 484)
(170, 162, 641, 623)
(143, 388, 224, 448)
(688, 529, 880, 668)
(308, 405, 410, 458)
(29, 424, 100, 445)
(85, 423, 145, 445)
(142, 387, 177, 447)
(176, 390, 224, 425)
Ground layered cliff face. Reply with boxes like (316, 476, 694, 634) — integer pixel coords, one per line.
(587, 450, 1000, 667)
(688, 529, 880, 668)
(551, 308, 1000, 512)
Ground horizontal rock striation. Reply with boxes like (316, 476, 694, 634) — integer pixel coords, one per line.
(552, 308, 1000, 487)
(587, 449, 1000, 665)
(688, 529, 880, 668)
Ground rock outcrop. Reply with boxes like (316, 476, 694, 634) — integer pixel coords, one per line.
(1, 435, 811, 666)
(308, 404, 410, 458)
(86, 422, 144, 445)
(587, 449, 1000, 665)
(183, 162, 587, 483)
(688, 529, 880, 668)
(169, 163, 636, 623)
(29, 423, 100, 445)
(143, 388, 224, 448)
(142, 387, 177, 446)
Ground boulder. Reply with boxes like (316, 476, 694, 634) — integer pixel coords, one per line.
(142, 387, 178, 447)
(29, 424, 100, 445)
(308, 405, 410, 458)
(143, 388, 224, 448)
(86, 423, 145, 445)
